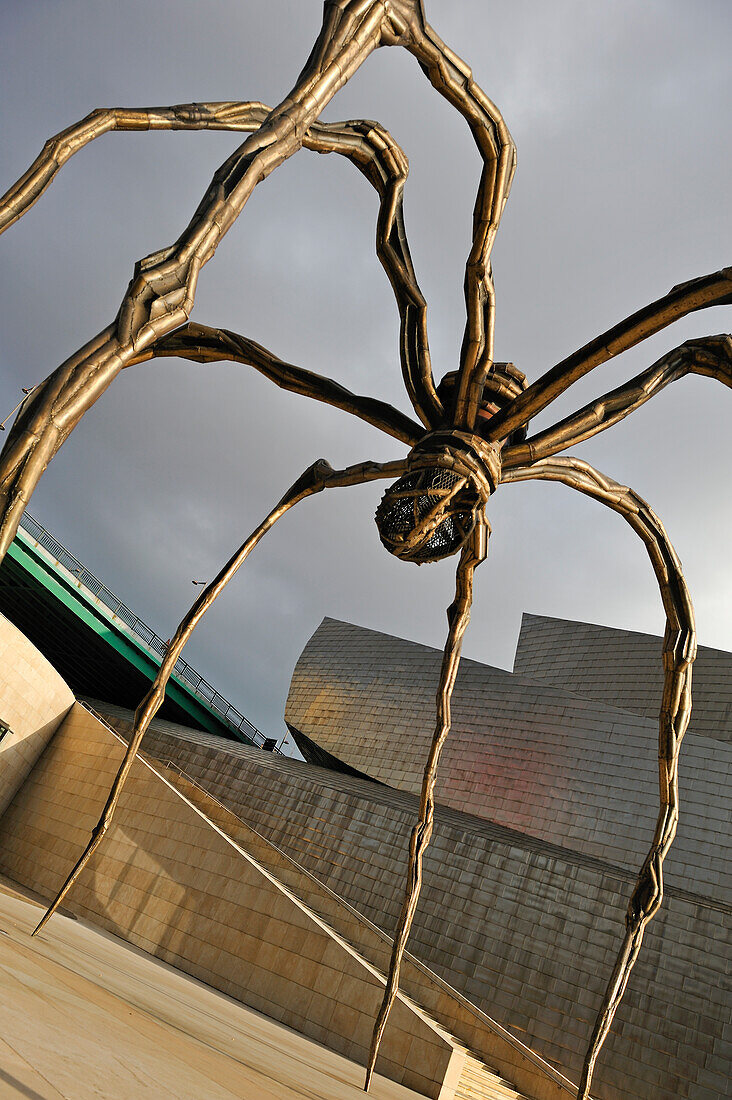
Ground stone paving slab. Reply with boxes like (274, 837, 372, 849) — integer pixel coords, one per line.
(0, 878, 425, 1100)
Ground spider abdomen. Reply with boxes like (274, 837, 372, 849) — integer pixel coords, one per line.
(375, 431, 500, 564)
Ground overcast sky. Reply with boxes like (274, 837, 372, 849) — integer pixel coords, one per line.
(1, 1, 730, 744)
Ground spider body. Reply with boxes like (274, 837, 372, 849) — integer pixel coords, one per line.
(375, 430, 499, 563)
(375, 362, 529, 563)
(0, 2, 729, 1097)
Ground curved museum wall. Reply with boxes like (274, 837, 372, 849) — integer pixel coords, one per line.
(285, 616, 731, 904)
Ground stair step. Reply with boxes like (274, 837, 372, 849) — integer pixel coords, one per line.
(456, 1054, 530, 1099)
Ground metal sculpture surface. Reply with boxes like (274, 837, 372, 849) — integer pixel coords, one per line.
(0, 2, 729, 1096)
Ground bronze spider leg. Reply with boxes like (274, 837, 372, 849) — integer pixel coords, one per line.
(305, 116, 441, 428)
(143, 104, 446, 440)
(0, 100, 439, 437)
(502, 456, 695, 1100)
(365, 513, 489, 1090)
(32, 454, 408, 938)
(393, 7, 517, 431)
(133, 20, 519, 440)
(486, 267, 732, 443)
(142, 322, 421, 445)
(0, 0, 520, 562)
(0, 0, 399, 563)
(0, 101, 275, 238)
(304, 1, 518, 431)
(502, 334, 732, 468)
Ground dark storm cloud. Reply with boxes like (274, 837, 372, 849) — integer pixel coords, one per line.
(1, 1, 730, 741)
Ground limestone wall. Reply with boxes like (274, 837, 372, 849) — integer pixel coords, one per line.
(0, 612, 74, 817)
(162, 759, 575, 1100)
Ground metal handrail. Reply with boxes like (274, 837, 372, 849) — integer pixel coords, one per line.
(18, 510, 280, 752)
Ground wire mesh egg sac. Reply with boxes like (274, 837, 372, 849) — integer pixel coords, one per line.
(375, 467, 477, 563)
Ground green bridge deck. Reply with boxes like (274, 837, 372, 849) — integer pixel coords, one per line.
(0, 513, 271, 746)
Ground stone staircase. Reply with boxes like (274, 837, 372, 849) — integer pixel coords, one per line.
(153, 752, 577, 1100)
(456, 1054, 531, 1099)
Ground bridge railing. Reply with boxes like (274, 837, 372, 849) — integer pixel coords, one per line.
(18, 511, 279, 752)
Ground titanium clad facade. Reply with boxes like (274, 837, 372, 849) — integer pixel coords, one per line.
(514, 612, 732, 744)
(284, 618, 731, 905)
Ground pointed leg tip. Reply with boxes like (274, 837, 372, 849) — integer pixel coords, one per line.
(31, 906, 54, 937)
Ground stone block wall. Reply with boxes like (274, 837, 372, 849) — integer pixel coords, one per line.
(0, 612, 74, 816)
(163, 759, 576, 1100)
(0, 703, 462, 1099)
(132, 721, 731, 1100)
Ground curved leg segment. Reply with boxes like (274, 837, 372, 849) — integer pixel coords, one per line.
(138, 322, 422, 445)
(502, 334, 732, 468)
(31, 453, 407, 938)
(364, 514, 488, 1091)
(0, 102, 274, 238)
(391, 5, 517, 430)
(487, 267, 732, 443)
(146, 109, 447, 428)
(307, 117, 443, 427)
(2, 98, 442, 432)
(502, 456, 695, 1100)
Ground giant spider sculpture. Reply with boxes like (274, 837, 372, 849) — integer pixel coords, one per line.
(1, 2, 730, 1097)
